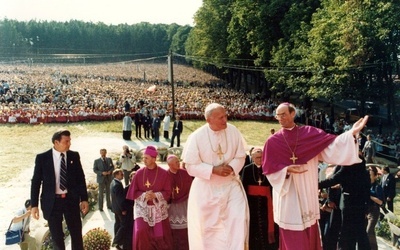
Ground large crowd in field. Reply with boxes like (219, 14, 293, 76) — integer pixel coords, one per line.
(0, 63, 278, 123)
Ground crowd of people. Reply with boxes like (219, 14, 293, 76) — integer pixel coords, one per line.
(0, 63, 277, 124)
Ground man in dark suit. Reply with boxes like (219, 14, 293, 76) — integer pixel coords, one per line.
(124, 171, 136, 250)
(110, 169, 126, 250)
(382, 166, 396, 212)
(143, 112, 151, 139)
(152, 113, 161, 142)
(134, 110, 143, 139)
(170, 115, 183, 147)
(93, 148, 114, 211)
(319, 159, 371, 250)
(31, 129, 89, 250)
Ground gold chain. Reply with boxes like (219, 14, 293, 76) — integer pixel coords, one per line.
(282, 126, 299, 164)
(206, 128, 227, 154)
(143, 166, 159, 188)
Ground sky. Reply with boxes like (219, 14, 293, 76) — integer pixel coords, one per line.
(0, 0, 203, 26)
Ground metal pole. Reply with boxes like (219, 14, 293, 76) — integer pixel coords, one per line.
(168, 51, 175, 118)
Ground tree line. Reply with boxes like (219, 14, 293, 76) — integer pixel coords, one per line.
(186, 0, 400, 125)
(0, 19, 190, 57)
(0, 0, 400, 125)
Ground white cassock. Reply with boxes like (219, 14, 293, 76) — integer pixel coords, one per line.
(182, 123, 249, 250)
(266, 130, 361, 231)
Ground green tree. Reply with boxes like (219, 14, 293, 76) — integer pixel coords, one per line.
(267, 0, 321, 100)
(307, 0, 400, 123)
(170, 25, 192, 55)
(185, 0, 233, 67)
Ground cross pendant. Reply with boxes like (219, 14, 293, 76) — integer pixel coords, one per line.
(257, 178, 262, 186)
(290, 153, 298, 164)
(145, 179, 151, 188)
(175, 186, 180, 194)
(217, 144, 224, 160)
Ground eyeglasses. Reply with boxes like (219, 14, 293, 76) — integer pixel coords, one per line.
(275, 113, 287, 119)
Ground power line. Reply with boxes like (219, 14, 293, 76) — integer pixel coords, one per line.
(175, 53, 399, 74)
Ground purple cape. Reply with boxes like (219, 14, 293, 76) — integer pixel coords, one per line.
(262, 125, 336, 174)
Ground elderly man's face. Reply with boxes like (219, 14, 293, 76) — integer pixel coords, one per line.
(207, 107, 227, 131)
(167, 157, 180, 173)
(251, 151, 263, 166)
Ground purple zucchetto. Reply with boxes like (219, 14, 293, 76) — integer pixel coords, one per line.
(144, 146, 158, 158)
(167, 154, 178, 161)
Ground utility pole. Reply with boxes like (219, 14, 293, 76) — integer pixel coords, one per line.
(168, 51, 175, 118)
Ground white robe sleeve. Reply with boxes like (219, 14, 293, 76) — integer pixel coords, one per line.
(266, 166, 290, 196)
(319, 130, 361, 165)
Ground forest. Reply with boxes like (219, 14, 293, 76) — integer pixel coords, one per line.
(0, 0, 399, 125)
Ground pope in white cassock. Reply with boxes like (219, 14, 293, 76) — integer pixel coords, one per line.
(182, 103, 249, 250)
(262, 102, 368, 250)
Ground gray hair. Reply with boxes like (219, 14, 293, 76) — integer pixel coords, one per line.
(204, 103, 224, 119)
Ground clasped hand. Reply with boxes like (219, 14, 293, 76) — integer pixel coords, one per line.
(145, 190, 156, 201)
(213, 164, 233, 176)
(102, 171, 111, 176)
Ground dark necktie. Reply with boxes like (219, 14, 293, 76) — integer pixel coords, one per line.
(102, 158, 107, 167)
(60, 153, 67, 191)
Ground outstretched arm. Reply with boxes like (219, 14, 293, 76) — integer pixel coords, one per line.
(352, 116, 369, 135)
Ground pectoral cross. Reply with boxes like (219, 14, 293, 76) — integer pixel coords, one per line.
(257, 178, 262, 186)
(145, 179, 151, 188)
(174, 186, 180, 194)
(290, 153, 298, 164)
(217, 144, 224, 160)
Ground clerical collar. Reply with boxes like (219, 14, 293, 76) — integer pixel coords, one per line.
(283, 125, 296, 130)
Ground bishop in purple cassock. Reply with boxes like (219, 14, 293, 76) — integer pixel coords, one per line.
(126, 146, 173, 250)
(262, 102, 368, 250)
